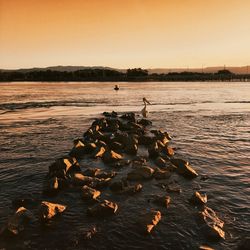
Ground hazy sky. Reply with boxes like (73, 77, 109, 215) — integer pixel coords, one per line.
(0, 0, 250, 69)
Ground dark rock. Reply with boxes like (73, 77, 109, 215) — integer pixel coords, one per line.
(152, 195, 171, 208)
(83, 168, 101, 177)
(87, 200, 118, 216)
(124, 136, 138, 155)
(162, 146, 175, 156)
(12, 197, 38, 209)
(138, 135, 155, 145)
(198, 206, 225, 240)
(137, 119, 152, 126)
(103, 150, 123, 163)
(120, 112, 136, 122)
(94, 146, 106, 158)
(103, 111, 118, 118)
(190, 191, 207, 205)
(154, 157, 167, 168)
(170, 158, 198, 179)
(148, 142, 160, 159)
(120, 184, 143, 195)
(82, 185, 101, 200)
(109, 141, 124, 152)
(39, 201, 66, 221)
(90, 177, 112, 189)
(127, 166, 154, 180)
(1, 207, 34, 235)
(142, 210, 161, 234)
(71, 173, 95, 186)
(110, 179, 128, 192)
(82, 226, 97, 240)
(154, 167, 171, 179)
(43, 177, 60, 196)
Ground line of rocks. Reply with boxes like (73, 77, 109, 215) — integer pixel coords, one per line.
(1, 110, 236, 248)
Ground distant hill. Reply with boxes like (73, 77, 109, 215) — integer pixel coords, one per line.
(0, 65, 249, 75)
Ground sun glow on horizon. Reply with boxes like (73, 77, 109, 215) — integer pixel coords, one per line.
(0, 0, 250, 69)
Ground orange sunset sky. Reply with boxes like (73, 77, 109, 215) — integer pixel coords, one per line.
(0, 0, 250, 69)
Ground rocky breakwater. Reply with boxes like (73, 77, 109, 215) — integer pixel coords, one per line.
(0, 110, 227, 248)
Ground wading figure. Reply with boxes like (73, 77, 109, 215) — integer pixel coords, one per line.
(141, 97, 151, 118)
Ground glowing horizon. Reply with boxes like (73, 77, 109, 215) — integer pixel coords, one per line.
(0, 0, 250, 69)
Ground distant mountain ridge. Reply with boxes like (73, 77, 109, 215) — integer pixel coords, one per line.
(1, 65, 249, 74)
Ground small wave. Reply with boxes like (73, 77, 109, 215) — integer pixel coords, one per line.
(225, 101, 250, 103)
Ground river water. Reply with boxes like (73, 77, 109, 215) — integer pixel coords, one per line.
(0, 82, 249, 249)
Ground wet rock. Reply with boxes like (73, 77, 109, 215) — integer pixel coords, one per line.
(127, 166, 154, 180)
(162, 146, 175, 157)
(110, 179, 128, 192)
(1, 207, 34, 235)
(94, 146, 106, 158)
(90, 177, 112, 189)
(120, 112, 136, 122)
(69, 140, 86, 158)
(82, 185, 101, 200)
(137, 119, 152, 126)
(71, 173, 95, 186)
(120, 184, 143, 195)
(103, 111, 118, 118)
(12, 197, 38, 209)
(154, 157, 167, 168)
(170, 158, 198, 179)
(124, 136, 138, 155)
(138, 135, 155, 146)
(43, 177, 60, 196)
(190, 191, 207, 205)
(95, 171, 117, 179)
(109, 141, 124, 152)
(151, 130, 172, 141)
(152, 195, 171, 208)
(83, 168, 101, 177)
(142, 210, 161, 234)
(153, 167, 171, 179)
(198, 206, 225, 240)
(48, 156, 80, 178)
(39, 201, 66, 221)
(148, 142, 160, 159)
(103, 150, 123, 163)
(83, 143, 97, 154)
(87, 200, 118, 216)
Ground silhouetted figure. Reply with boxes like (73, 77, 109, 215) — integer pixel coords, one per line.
(114, 85, 119, 91)
(141, 97, 151, 117)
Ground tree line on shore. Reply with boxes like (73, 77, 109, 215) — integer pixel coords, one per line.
(0, 68, 249, 82)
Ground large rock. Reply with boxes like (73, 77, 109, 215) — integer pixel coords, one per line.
(137, 119, 152, 127)
(170, 158, 198, 178)
(127, 166, 154, 180)
(162, 146, 175, 156)
(142, 210, 161, 234)
(103, 150, 123, 163)
(94, 146, 106, 158)
(48, 156, 80, 178)
(190, 191, 207, 205)
(39, 201, 66, 221)
(43, 176, 67, 196)
(82, 185, 101, 200)
(120, 112, 136, 122)
(87, 200, 118, 216)
(148, 142, 160, 159)
(198, 207, 225, 240)
(1, 207, 34, 235)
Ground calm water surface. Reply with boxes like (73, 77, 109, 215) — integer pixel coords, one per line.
(0, 82, 249, 249)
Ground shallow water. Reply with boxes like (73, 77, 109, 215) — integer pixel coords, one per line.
(0, 82, 249, 249)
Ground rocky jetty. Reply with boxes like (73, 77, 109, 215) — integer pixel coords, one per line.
(2, 110, 227, 248)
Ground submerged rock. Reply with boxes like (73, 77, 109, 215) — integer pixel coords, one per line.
(1, 207, 34, 235)
(39, 201, 66, 221)
(82, 185, 101, 200)
(142, 210, 161, 234)
(87, 200, 118, 216)
(152, 195, 171, 208)
(190, 191, 207, 205)
(127, 166, 154, 180)
(153, 167, 171, 179)
(198, 206, 225, 240)
(170, 158, 198, 178)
